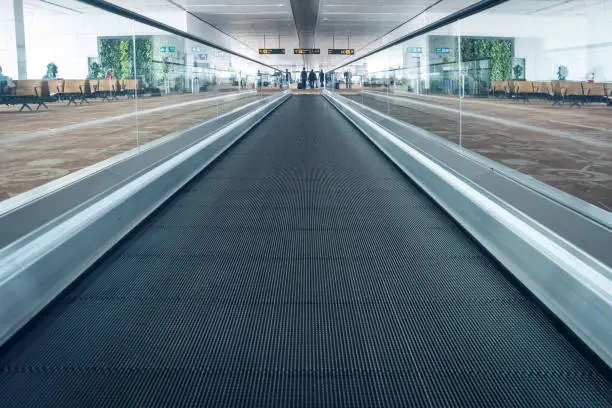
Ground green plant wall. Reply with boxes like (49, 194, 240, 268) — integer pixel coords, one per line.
(134, 38, 154, 85)
(119, 40, 130, 80)
(98, 38, 122, 78)
(460, 38, 512, 81)
(97, 37, 154, 84)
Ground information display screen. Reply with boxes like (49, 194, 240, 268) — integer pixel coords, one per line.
(328, 49, 355, 55)
(259, 49, 286, 55)
(294, 48, 321, 55)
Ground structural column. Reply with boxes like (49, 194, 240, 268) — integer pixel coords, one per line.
(0, 0, 27, 79)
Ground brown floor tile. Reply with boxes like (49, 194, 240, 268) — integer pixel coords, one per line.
(349, 93, 612, 211)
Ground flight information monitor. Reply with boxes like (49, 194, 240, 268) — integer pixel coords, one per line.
(294, 48, 321, 55)
(259, 49, 286, 55)
(328, 49, 355, 55)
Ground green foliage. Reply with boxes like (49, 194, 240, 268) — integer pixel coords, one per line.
(513, 64, 523, 80)
(160, 57, 170, 86)
(98, 38, 122, 78)
(460, 38, 512, 81)
(490, 40, 512, 81)
(119, 40, 131, 80)
(134, 38, 154, 85)
(88, 61, 102, 79)
(557, 65, 568, 80)
(98, 37, 154, 84)
(43, 63, 58, 79)
(474, 39, 491, 60)
(460, 40, 473, 61)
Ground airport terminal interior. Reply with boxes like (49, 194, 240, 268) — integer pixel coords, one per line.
(0, 0, 612, 406)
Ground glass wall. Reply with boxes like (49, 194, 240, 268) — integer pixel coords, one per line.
(331, 0, 612, 213)
(0, 0, 280, 201)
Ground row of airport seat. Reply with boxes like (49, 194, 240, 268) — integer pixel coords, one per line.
(0, 79, 143, 111)
(490, 80, 611, 106)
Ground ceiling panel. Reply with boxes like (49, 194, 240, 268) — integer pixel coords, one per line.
(25, 0, 599, 69)
(315, 0, 444, 67)
(487, 0, 608, 15)
(180, 0, 298, 61)
(23, 0, 101, 14)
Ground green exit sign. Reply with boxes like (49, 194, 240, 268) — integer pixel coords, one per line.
(407, 47, 422, 53)
(161, 46, 176, 53)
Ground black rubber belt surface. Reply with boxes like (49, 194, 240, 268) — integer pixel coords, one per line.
(1, 96, 611, 407)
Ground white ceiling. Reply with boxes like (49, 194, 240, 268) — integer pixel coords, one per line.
(23, 0, 97, 14)
(489, 0, 608, 15)
(176, 0, 470, 67)
(176, 0, 299, 54)
(315, 0, 440, 66)
(23, 0, 608, 69)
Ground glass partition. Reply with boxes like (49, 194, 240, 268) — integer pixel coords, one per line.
(335, 22, 461, 146)
(330, 0, 612, 213)
(0, 0, 280, 202)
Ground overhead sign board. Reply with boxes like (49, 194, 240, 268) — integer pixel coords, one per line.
(198, 54, 208, 60)
(160, 46, 175, 53)
(259, 48, 286, 55)
(328, 49, 355, 55)
(294, 48, 320, 55)
(407, 47, 422, 53)
(435, 47, 451, 54)
(192, 46, 203, 52)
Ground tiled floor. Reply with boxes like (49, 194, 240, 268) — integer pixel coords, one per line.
(0, 92, 269, 200)
(348, 91, 612, 211)
(3, 89, 610, 212)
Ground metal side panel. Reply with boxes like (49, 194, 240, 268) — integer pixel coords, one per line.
(337, 92, 612, 269)
(358, 90, 612, 230)
(0, 91, 263, 248)
(0, 91, 290, 346)
(322, 90, 612, 369)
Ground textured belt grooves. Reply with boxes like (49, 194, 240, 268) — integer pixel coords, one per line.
(0, 96, 611, 407)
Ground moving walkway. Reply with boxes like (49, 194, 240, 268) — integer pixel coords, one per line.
(0, 96, 611, 407)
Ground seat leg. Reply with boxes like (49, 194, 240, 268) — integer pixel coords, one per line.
(20, 103, 32, 112)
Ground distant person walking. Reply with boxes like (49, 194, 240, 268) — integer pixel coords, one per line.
(285, 69, 291, 87)
(319, 69, 324, 88)
(300, 67, 307, 90)
(308, 69, 316, 89)
(344, 70, 352, 89)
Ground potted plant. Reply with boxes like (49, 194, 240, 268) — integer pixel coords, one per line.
(513, 64, 523, 80)
(88, 61, 102, 79)
(43, 63, 58, 79)
(557, 65, 568, 80)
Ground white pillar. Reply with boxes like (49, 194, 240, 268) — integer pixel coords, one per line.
(0, 0, 27, 79)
